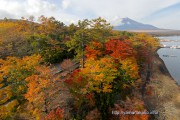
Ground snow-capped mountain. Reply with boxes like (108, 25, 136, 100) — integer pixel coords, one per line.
(113, 17, 159, 30)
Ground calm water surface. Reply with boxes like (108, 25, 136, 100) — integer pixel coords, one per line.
(157, 36, 180, 85)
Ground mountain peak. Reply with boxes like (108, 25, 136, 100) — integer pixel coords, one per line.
(113, 17, 159, 30)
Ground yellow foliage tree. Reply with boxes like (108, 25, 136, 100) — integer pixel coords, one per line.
(82, 57, 118, 93)
(120, 57, 139, 80)
(0, 100, 19, 119)
(0, 55, 42, 118)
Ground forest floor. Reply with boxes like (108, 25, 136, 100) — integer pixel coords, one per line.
(48, 61, 80, 119)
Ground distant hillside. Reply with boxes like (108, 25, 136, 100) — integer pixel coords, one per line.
(0, 18, 18, 22)
(114, 17, 159, 30)
(128, 29, 180, 36)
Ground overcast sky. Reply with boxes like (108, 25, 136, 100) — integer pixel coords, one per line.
(0, 0, 180, 29)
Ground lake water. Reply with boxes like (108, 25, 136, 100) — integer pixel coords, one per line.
(157, 36, 180, 85)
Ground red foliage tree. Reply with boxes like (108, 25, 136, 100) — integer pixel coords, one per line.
(105, 39, 136, 60)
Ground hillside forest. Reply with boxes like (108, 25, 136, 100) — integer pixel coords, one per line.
(0, 16, 159, 120)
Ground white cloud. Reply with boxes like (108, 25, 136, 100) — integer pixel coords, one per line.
(62, 0, 71, 9)
(146, 11, 180, 29)
(0, 0, 56, 19)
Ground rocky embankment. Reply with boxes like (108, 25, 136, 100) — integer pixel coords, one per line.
(144, 53, 180, 120)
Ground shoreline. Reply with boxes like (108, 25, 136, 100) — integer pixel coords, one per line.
(155, 48, 179, 86)
(143, 49, 180, 120)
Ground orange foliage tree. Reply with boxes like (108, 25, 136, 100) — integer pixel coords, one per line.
(0, 55, 42, 119)
(0, 55, 41, 101)
(25, 65, 58, 118)
(85, 41, 104, 59)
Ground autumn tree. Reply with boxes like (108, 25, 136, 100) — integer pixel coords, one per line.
(111, 98, 150, 120)
(67, 23, 78, 38)
(44, 107, 64, 120)
(25, 65, 58, 119)
(66, 17, 113, 67)
(89, 17, 113, 43)
(0, 16, 71, 63)
(82, 56, 140, 119)
(0, 20, 33, 58)
(105, 39, 136, 60)
(66, 39, 141, 119)
(0, 55, 42, 119)
(65, 56, 139, 119)
(129, 33, 159, 68)
(38, 15, 67, 41)
(0, 55, 41, 101)
(66, 19, 92, 68)
(28, 33, 73, 63)
(85, 41, 104, 59)
(0, 16, 159, 119)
